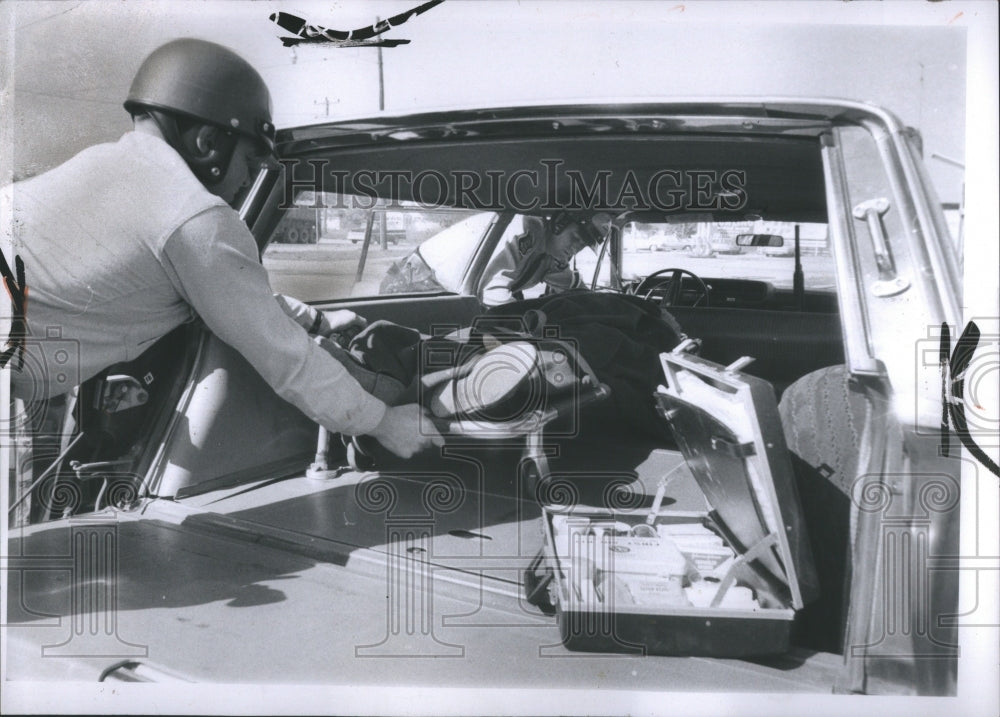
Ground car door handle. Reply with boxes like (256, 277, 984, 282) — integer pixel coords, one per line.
(853, 197, 910, 297)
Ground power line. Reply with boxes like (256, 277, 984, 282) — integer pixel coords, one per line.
(14, 2, 84, 31)
(256, 53, 383, 71)
(13, 89, 121, 106)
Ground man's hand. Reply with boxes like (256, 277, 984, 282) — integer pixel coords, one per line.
(326, 309, 367, 335)
(274, 294, 367, 340)
(368, 403, 445, 458)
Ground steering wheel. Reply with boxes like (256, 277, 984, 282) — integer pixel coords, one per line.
(631, 268, 711, 308)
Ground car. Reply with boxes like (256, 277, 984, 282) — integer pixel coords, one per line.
(346, 208, 409, 245)
(6, 99, 965, 696)
(346, 227, 405, 245)
(628, 231, 675, 252)
(633, 233, 666, 251)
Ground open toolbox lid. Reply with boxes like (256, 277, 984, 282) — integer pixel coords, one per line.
(655, 350, 819, 610)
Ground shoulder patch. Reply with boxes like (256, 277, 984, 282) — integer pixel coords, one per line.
(516, 232, 534, 255)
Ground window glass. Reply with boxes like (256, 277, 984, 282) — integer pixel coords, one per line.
(404, 211, 497, 293)
(262, 191, 492, 301)
(581, 218, 834, 292)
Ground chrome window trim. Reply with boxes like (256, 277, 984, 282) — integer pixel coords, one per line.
(821, 132, 882, 376)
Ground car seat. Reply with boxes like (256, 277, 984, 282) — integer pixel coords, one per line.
(777, 364, 881, 654)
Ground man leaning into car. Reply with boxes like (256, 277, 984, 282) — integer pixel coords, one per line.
(4, 38, 442, 460)
(478, 211, 611, 306)
(380, 210, 611, 306)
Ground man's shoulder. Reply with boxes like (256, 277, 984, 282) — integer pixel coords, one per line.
(122, 132, 228, 232)
(515, 231, 536, 256)
(166, 204, 255, 258)
(9, 136, 128, 191)
(25, 131, 220, 208)
(125, 133, 220, 197)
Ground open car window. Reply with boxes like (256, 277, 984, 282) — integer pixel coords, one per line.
(581, 218, 835, 295)
(475, 214, 606, 302)
(261, 190, 493, 301)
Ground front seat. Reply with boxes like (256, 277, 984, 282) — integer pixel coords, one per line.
(778, 364, 883, 654)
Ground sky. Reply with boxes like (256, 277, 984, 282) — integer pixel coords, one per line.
(0, 0, 975, 203)
(0, 0, 996, 314)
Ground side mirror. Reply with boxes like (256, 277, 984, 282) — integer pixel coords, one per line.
(736, 233, 784, 248)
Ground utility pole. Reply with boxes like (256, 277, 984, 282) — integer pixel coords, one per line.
(376, 16, 387, 248)
(917, 61, 924, 134)
(376, 17, 385, 111)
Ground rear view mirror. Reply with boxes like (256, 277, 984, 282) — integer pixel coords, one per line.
(736, 233, 784, 248)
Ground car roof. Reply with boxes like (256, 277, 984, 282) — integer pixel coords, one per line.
(274, 98, 905, 224)
(276, 97, 905, 147)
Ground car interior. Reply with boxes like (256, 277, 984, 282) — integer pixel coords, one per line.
(27, 114, 880, 670)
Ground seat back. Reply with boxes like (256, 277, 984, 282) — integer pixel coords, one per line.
(777, 364, 875, 653)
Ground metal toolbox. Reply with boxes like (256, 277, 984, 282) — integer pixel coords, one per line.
(532, 350, 819, 657)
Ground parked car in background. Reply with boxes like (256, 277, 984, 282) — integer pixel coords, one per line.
(633, 231, 668, 251)
(6, 99, 964, 697)
(347, 209, 407, 245)
(627, 230, 676, 252)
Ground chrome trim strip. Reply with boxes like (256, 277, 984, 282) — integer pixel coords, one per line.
(821, 134, 882, 375)
(139, 329, 210, 498)
(895, 138, 962, 327)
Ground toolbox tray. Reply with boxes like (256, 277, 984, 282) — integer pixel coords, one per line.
(533, 350, 819, 657)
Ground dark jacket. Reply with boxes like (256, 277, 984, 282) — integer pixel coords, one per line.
(343, 291, 685, 437)
(481, 291, 685, 437)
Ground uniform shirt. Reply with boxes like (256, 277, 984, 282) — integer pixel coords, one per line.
(479, 223, 579, 307)
(4, 131, 386, 435)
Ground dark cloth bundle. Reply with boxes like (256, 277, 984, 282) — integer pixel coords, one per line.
(480, 291, 685, 437)
(335, 291, 684, 436)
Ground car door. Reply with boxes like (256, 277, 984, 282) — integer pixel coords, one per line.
(821, 112, 962, 694)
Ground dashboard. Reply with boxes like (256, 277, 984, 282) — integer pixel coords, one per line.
(623, 276, 838, 313)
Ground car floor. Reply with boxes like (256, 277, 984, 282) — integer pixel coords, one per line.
(5, 433, 845, 688)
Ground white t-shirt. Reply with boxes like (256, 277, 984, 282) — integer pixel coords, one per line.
(4, 131, 385, 435)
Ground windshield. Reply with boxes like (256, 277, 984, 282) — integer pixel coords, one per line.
(578, 218, 836, 293)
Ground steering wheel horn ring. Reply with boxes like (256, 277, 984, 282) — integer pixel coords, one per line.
(632, 267, 711, 308)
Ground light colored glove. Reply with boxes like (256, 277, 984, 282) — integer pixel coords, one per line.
(368, 403, 444, 458)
